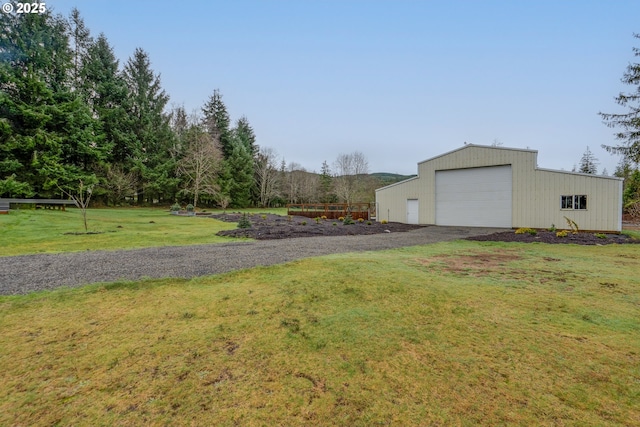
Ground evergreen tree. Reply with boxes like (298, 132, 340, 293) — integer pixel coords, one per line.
(67, 8, 92, 91)
(122, 48, 176, 203)
(578, 146, 599, 174)
(225, 140, 254, 208)
(233, 116, 258, 156)
(319, 160, 335, 203)
(202, 89, 232, 157)
(0, 7, 99, 196)
(232, 115, 258, 203)
(81, 34, 135, 166)
(600, 34, 640, 163)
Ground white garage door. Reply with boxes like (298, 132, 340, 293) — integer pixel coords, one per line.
(435, 165, 512, 227)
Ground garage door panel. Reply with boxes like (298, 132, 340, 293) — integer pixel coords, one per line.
(435, 166, 512, 227)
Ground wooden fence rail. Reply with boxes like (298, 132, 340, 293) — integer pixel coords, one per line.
(287, 203, 373, 220)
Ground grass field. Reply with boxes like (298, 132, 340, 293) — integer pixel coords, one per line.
(0, 208, 286, 256)
(1, 241, 638, 426)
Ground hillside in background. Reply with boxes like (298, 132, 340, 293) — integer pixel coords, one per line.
(371, 172, 417, 185)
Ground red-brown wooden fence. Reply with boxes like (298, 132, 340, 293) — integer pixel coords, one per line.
(287, 203, 373, 220)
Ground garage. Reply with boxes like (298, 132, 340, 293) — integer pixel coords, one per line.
(435, 165, 512, 227)
(375, 144, 622, 232)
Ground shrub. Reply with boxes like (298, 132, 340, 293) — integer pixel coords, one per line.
(261, 214, 267, 220)
(548, 224, 556, 232)
(237, 213, 252, 229)
(301, 220, 307, 226)
(515, 227, 537, 235)
(367, 221, 372, 225)
(357, 218, 364, 223)
(564, 216, 579, 234)
(381, 219, 388, 224)
(170, 203, 181, 212)
(186, 204, 194, 212)
(321, 215, 327, 220)
(314, 217, 321, 224)
(338, 216, 345, 222)
(556, 230, 568, 238)
(343, 214, 355, 225)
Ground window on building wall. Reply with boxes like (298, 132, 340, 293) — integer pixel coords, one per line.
(561, 195, 587, 210)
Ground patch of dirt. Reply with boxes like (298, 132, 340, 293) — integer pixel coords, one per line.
(466, 230, 639, 245)
(416, 251, 523, 276)
(213, 213, 423, 240)
(415, 250, 589, 285)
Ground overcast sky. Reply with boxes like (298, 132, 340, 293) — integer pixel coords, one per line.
(48, 0, 639, 175)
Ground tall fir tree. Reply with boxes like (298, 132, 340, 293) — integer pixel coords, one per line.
(81, 34, 134, 167)
(232, 115, 258, 203)
(201, 89, 232, 157)
(578, 146, 599, 174)
(225, 140, 254, 208)
(232, 116, 257, 156)
(0, 6, 101, 196)
(319, 160, 335, 203)
(600, 34, 640, 163)
(122, 47, 177, 203)
(66, 8, 92, 91)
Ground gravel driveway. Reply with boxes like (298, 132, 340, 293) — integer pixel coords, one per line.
(0, 226, 504, 295)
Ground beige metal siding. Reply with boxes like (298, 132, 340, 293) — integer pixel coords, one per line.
(375, 177, 422, 223)
(375, 145, 622, 231)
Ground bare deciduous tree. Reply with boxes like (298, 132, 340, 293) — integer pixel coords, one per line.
(254, 147, 280, 207)
(333, 151, 369, 205)
(176, 127, 223, 208)
(104, 165, 137, 205)
(58, 179, 94, 233)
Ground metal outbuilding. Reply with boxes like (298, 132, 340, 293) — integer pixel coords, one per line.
(375, 144, 623, 232)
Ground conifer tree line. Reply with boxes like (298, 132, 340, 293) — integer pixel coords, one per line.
(0, 5, 380, 207)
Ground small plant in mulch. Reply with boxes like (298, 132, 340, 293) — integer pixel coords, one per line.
(381, 219, 388, 224)
(342, 214, 355, 225)
(338, 216, 345, 222)
(237, 213, 252, 229)
(332, 222, 337, 226)
(321, 215, 327, 220)
(556, 230, 568, 238)
(367, 221, 372, 225)
(357, 218, 365, 223)
(548, 223, 556, 232)
(594, 233, 607, 239)
(301, 220, 307, 226)
(261, 214, 267, 220)
(515, 227, 537, 235)
(314, 217, 322, 224)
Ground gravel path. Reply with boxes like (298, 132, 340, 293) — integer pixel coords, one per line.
(0, 226, 504, 295)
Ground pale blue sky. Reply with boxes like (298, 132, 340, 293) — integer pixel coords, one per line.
(47, 0, 639, 175)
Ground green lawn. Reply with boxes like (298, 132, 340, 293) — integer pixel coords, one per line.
(0, 208, 286, 256)
(1, 241, 638, 426)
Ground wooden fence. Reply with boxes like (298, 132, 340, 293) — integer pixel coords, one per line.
(287, 203, 374, 220)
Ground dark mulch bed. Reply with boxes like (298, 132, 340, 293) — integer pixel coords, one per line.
(213, 213, 423, 240)
(466, 230, 640, 245)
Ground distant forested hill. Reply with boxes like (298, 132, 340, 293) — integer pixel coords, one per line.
(371, 173, 417, 185)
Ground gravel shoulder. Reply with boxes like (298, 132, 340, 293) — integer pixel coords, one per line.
(0, 225, 503, 295)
